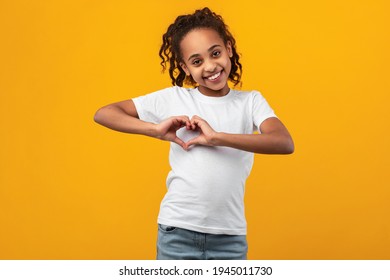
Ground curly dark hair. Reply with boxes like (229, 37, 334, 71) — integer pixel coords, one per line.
(159, 7, 242, 87)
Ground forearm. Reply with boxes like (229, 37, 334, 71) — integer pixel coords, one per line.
(94, 105, 157, 137)
(213, 132, 294, 154)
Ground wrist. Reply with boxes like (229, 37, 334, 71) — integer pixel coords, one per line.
(211, 132, 225, 146)
(146, 123, 160, 138)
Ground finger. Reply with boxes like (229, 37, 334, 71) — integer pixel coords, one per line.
(184, 119, 192, 130)
(174, 117, 186, 125)
(190, 115, 205, 125)
(191, 115, 201, 120)
(173, 136, 186, 149)
(178, 115, 191, 122)
(175, 116, 191, 128)
(172, 119, 188, 130)
(185, 136, 200, 149)
(192, 121, 203, 131)
(190, 118, 199, 130)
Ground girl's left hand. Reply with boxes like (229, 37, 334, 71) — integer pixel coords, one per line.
(184, 115, 217, 150)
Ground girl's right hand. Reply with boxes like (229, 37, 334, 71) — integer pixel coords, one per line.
(154, 116, 191, 149)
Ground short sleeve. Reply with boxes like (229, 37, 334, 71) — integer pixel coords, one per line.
(132, 87, 173, 124)
(252, 91, 277, 133)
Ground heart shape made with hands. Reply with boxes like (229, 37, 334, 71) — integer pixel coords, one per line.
(177, 126, 201, 143)
(160, 115, 213, 150)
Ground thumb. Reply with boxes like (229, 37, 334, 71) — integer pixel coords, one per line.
(184, 136, 201, 150)
(173, 136, 186, 149)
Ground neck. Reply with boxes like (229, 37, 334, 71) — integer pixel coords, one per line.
(198, 84, 230, 97)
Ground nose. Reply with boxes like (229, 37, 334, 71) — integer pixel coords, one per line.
(204, 59, 217, 73)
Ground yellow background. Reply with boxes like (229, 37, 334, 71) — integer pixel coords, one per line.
(1, 0, 389, 259)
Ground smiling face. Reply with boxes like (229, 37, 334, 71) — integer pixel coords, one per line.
(179, 28, 233, 97)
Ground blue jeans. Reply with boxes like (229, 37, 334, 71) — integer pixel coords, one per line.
(157, 224, 248, 260)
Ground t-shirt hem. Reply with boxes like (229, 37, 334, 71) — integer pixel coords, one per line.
(158, 217, 247, 235)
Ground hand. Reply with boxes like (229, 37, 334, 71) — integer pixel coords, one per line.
(155, 116, 191, 149)
(184, 115, 218, 150)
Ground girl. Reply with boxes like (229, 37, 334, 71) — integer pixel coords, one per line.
(94, 7, 294, 260)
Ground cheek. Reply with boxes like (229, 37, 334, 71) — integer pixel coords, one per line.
(226, 58, 233, 72)
(188, 68, 201, 78)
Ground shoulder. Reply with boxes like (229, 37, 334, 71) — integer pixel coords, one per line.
(152, 86, 193, 96)
(232, 89, 275, 114)
(135, 86, 191, 100)
(231, 88, 265, 101)
(232, 88, 262, 95)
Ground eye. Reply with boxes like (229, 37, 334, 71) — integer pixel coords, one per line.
(212, 50, 221, 57)
(192, 59, 202, 66)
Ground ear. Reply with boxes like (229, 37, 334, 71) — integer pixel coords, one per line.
(226, 41, 233, 58)
(179, 62, 191, 76)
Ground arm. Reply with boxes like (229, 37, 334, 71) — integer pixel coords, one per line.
(185, 116, 294, 154)
(94, 99, 154, 135)
(94, 100, 191, 148)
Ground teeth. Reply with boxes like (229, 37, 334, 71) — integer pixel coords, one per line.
(207, 71, 221, 80)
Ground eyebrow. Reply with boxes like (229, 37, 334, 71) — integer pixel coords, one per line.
(187, 44, 222, 62)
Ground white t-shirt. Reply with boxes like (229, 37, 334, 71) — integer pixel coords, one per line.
(132, 86, 276, 235)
